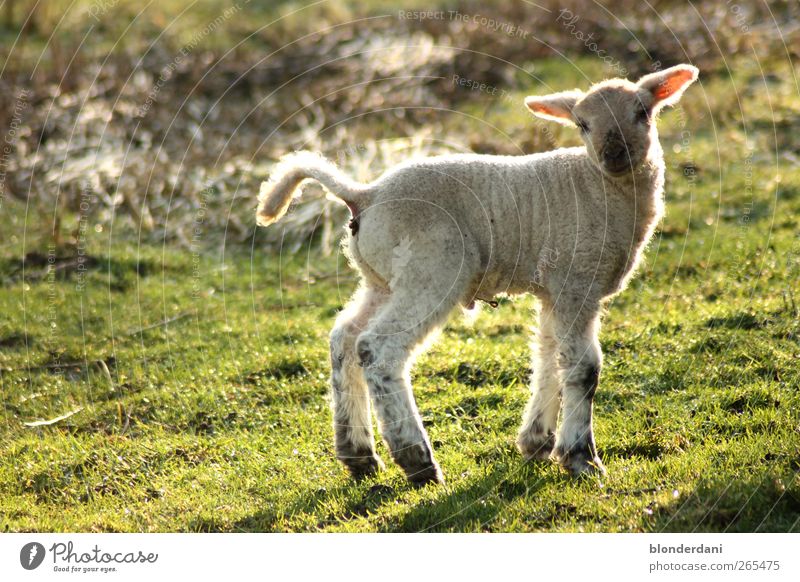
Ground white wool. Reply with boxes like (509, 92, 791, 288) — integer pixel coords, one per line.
(257, 64, 699, 483)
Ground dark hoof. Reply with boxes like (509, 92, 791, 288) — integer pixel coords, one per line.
(407, 463, 445, 487)
(516, 431, 555, 461)
(555, 446, 606, 477)
(341, 454, 385, 481)
(393, 443, 444, 486)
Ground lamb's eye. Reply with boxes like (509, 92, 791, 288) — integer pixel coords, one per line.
(575, 119, 589, 132)
(636, 106, 650, 123)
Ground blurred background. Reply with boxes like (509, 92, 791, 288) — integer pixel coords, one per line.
(1, 1, 799, 532)
(0, 0, 797, 252)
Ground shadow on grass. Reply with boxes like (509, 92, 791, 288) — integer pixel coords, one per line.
(220, 480, 396, 533)
(238, 456, 800, 532)
(649, 467, 800, 533)
(381, 462, 557, 532)
(221, 455, 558, 533)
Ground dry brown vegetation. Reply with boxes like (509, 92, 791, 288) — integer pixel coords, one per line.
(0, 0, 797, 251)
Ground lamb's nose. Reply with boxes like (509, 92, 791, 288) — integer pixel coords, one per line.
(603, 142, 627, 162)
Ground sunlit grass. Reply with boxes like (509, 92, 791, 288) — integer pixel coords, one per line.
(1, 41, 798, 531)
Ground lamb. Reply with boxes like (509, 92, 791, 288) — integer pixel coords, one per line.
(256, 64, 699, 485)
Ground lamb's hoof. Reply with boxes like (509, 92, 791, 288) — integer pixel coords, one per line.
(407, 463, 445, 487)
(343, 454, 385, 481)
(555, 447, 606, 477)
(394, 443, 444, 486)
(516, 431, 555, 461)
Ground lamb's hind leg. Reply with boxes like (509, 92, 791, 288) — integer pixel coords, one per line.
(517, 300, 561, 460)
(356, 262, 473, 485)
(552, 297, 605, 476)
(330, 286, 388, 479)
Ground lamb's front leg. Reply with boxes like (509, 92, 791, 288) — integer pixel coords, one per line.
(552, 301, 606, 476)
(517, 303, 560, 460)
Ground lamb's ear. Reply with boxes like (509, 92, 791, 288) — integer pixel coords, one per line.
(637, 64, 698, 111)
(524, 90, 583, 126)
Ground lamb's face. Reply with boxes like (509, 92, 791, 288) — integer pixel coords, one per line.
(572, 81, 653, 177)
(525, 64, 699, 179)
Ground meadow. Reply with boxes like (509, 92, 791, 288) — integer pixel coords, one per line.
(0, 0, 798, 532)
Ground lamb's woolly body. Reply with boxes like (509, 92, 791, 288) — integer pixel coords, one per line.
(258, 146, 664, 305)
(348, 147, 664, 304)
(256, 64, 697, 484)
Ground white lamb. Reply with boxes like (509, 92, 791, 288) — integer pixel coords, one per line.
(256, 64, 699, 485)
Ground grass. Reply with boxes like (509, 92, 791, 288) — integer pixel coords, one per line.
(1, 33, 799, 531)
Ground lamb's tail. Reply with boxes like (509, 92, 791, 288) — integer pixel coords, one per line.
(256, 151, 370, 227)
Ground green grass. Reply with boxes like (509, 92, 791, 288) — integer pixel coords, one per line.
(1, 51, 800, 532)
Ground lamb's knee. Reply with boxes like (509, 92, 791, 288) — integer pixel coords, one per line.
(331, 320, 362, 363)
(330, 328, 346, 370)
(355, 332, 390, 369)
(577, 362, 600, 399)
(355, 337, 374, 368)
(331, 325, 366, 398)
(560, 345, 601, 393)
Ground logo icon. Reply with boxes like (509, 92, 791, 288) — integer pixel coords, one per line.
(20, 542, 46, 570)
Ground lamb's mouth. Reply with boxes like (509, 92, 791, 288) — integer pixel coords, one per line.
(602, 162, 636, 177)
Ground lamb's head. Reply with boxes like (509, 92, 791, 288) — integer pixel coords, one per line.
(525, 64, 698, 178)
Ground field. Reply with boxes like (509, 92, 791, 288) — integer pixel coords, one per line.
(0, 0, 799, 532)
